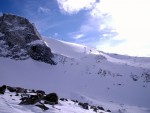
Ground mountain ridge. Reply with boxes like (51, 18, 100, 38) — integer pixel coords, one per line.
(0, 13, 55, 64)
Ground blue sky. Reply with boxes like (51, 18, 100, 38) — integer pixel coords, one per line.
(0, 0, 150, 57)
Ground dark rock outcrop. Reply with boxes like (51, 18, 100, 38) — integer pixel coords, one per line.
(44, 93, 58, 105)
(0, 13, 55, 64)
(19, 94, 42, 105)
(15, 87, 27, 93)
(78, 102, 89, 110)
(107, 109, 111, 112)
(28, 43, 55, 64)
(7, 86, 27, 93)
(7, 86, 17, 92)
(60, 98, 68, 101)
(0, 85, 6, 94)
(97, 106, 105, 111)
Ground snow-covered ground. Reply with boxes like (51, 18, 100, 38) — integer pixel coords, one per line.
(1, 38, 150, 113)
(0, 89, 109, 113)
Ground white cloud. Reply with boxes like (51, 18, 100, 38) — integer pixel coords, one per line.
(97, 37, 150, 57)
(57, 0, 150, 56)
(73, 34, 84, 39)
(91, 0, 150, 57)
(99, 24, 107, 30)
(57, 0, 96, 14)
(38, 7, 50, 13)
(80, 24, 94, 33)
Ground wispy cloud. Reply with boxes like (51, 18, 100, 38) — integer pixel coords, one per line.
(38, 7, 50, 13)
(73, 34, 84, 39)
(57, 0, 97, 14)
(68, 12, 116, 47)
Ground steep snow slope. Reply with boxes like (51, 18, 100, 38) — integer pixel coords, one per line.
(1, 38, 150, 113)
(45, 38, 150, 68)
(44, 38, 100, 59)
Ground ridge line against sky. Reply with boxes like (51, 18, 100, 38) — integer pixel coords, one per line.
(0, 0, 150, 57)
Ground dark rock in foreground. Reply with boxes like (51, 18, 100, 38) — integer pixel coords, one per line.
(0, 85, 109, 112)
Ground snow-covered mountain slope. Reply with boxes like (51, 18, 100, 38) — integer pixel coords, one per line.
(1, 38, 150, 113)
(45, 38, 150, 68)
(44, 38, 100, 59)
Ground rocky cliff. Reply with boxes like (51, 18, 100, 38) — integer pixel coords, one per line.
(0, 13, 55, 64)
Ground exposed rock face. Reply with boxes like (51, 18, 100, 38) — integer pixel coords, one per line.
(28, 42, 55, 64)
(0, 85, 6, 94)
(0, 13, 55, 64)
(44, 93, 59, 105)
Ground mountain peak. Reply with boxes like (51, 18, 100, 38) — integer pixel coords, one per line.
(0, 13, 55, 64)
